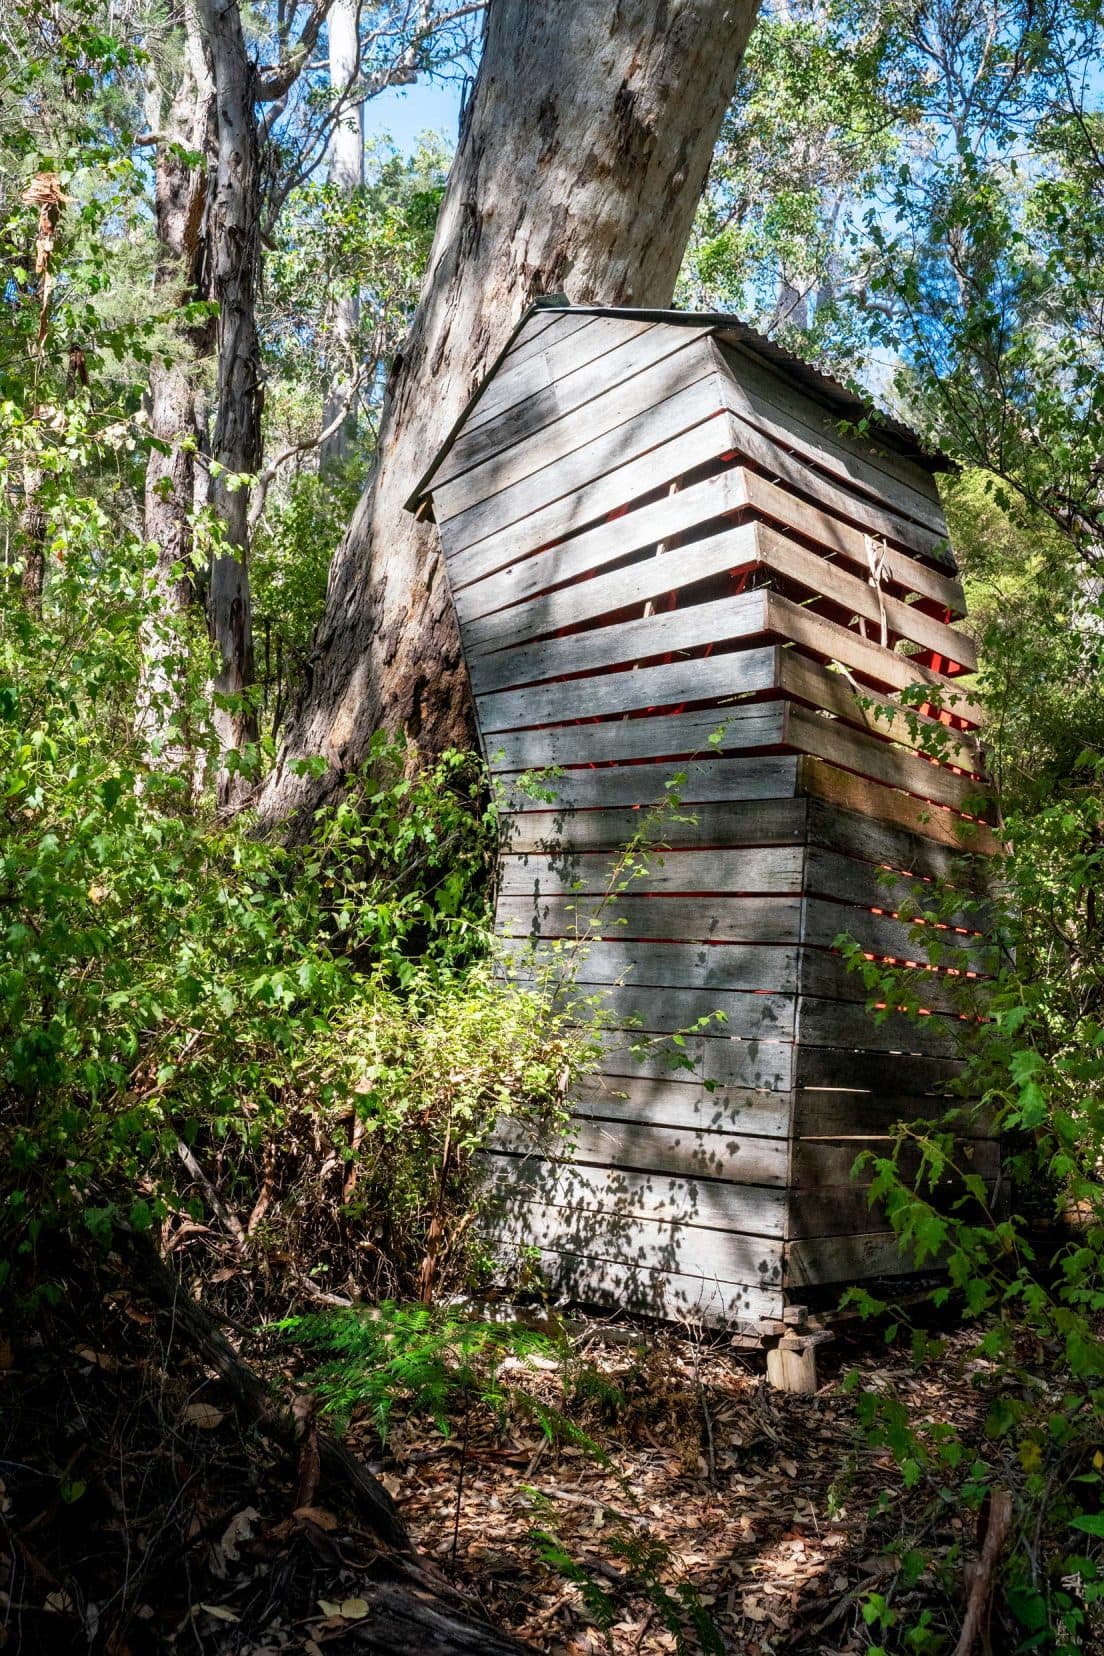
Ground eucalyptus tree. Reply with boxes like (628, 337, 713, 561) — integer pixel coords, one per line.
(260, 0, 763, 826)
(137, 0, 482, 802)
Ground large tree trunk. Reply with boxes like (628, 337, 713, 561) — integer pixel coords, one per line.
(198, 0, 263, 807)
(259, 0, 760, 827)
(319, 0, 362, 473)
(137, 7, 216, 773)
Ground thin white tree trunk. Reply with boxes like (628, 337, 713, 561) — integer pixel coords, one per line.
(260, 0, 760, 827)
(319, 0, 363, 472)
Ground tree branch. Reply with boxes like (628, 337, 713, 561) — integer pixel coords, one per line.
(258, 0, 334, 101)
(248, 358, 374, 531)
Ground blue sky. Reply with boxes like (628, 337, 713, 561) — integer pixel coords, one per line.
(362, 79, 465, 153)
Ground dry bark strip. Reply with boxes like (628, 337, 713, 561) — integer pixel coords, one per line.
(953, 1487, 1014, 1656)
(130, 1240, 538, 1653)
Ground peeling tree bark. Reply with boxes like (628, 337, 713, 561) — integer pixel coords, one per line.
(259, 0, 761, 828)
(198, 0, 264, 807)
(137, 5, 216, 773)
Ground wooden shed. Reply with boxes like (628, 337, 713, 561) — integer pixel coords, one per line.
(408, 302, 999, 1335)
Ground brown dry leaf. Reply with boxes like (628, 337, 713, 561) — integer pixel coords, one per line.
(293, 1505, 339, 1530)
(75, 1346, 118, 1372)
(182, 1402, 225, 1430)
(44, 1591, 73, 1613)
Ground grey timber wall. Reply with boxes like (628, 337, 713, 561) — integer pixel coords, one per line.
(410, 304, 1000, 1333)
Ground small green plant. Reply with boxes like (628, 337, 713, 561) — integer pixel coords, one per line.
(275, 1300, 562, 1439)
(527, 1498, 724, 1655)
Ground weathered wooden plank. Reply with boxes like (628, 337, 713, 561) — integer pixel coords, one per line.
(490, 699, 984, 822)
(481, 1149, 789, 1236)
(453, 466, 751, 627)
(500, 796, 810, 855)
(787, 706, 991, 814)
(804, 843, 993, 931)
(709, 405, 948, 567)
(504, 934, 977, 1015)
(803, 896, 986, 966)
(784, 1231, 918, 1286)
(445, 397, 949, 600)
(463, 511, 974, 679)
(574, 1072, 792, 1136)
(787, 1176, 996, 1239)
(599, 1028, 795, 1092)
(497, 754, 803, 814)
(442, 408, 744, 591)
(502, 936, 801, 996)
(555, 980, 797, 1042)
(754, 522, 976, 670)
(796, 995, 969, 1058)
(497, 310, 594, 372)
(766, 592, 982, 724)
(499, 888, 988, 966)
(498, 844, 805, 898)
(794, 1045, 964, 1091)
(714, 340, 949, 540)
(490, 1117, 791, 1185)
(494, 1240, 784, 1323)
(466, 317, 655, 433)
(478, 643, 781, 734)
(797, 949, 983, 1015)
(442, 373, 729, 557)
(499, 847, 804, 900)
(495, 891, 804, 945)
(799, 757, 1002, 855)
(482, 1198, 785, 1293)
(436, 328, 713, 500)
(487, 701, 785, 774)
(468, 520, 761, 659)
(805, 798, 995, 885)
(780, 653, 983, 774)
(792, 1087, 992, 1137)
(717, 337, 948, 509)
(470, 581, 768, 697)
(739, 468, 965, 613)
(792, 1136, 1000, 1187)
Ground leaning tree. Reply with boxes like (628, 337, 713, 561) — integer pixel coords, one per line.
(259, 0, 761, 826)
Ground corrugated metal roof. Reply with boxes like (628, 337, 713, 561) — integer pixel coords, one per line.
(406, 299, 951, 514)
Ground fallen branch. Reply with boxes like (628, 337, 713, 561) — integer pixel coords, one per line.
(953, 1487, 1014, 1656)
(129, 1234, 407, 1549)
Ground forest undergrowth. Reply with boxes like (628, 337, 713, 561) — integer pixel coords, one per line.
(6, 2, 1104, 1653)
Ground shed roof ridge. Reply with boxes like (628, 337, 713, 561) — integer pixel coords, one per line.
(406, 301, 952, 516)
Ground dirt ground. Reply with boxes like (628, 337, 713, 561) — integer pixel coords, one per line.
(2, 1277, 1096, 1656)
(385, 1318, 998, 1655)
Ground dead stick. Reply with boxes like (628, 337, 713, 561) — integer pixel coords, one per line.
(953, 1487, 1013, 1656)
(176, 1138, 246, 1247)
